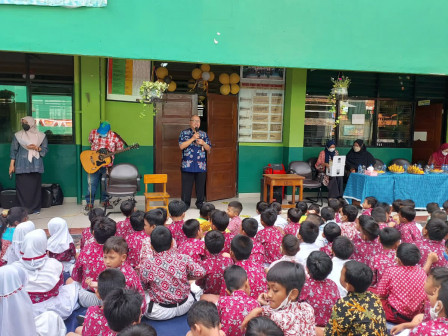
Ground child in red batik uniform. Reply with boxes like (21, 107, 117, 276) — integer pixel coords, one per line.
(227, 201, 243, 235)
(177, 219, 205, 264)
(418, 218, 448, 270)
(115, 199, 136, 239)
(351, 215, 382, 267)
(320, 222, 341, 258)
(340, 204, 359, 240)
(255, 209, 283, 264)
(393, 206, 423, 245)
(125, 210, 150, 269)
(361, 196, 377, 216)
(240, 218, 265, 265)
(80, 208, 104, 250)
(167, 200, 187, 245)
(283, 208, 302, 236)
(210, 210, 234, 254)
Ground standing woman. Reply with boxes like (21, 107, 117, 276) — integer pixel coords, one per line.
(9, 116, 47, 214)
(315, 140, 344, 198)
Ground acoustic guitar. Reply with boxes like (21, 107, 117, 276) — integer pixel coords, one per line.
(80, 144, 140, 173)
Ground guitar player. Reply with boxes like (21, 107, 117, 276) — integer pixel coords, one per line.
(84, 121, 124, 212)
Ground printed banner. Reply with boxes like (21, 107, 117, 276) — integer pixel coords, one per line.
(0, 0, 107, 7)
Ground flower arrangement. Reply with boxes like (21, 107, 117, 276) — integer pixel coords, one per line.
(331, 76, 351, 88)
(139, 81, 168, 104)
(328, 75, 351, 137)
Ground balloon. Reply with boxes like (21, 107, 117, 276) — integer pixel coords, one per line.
(164, 76, 172, 84)
(156, 67, 168, 79)
(230, 84, 240, 94)
(168, 81, 177, 92)
(200, 64, 211, 72)
(192, 68, 202, 80)
(229, 73, 240, 84)
(219, 73, 230, 85)
(157, 78, 164, 83)
(220, 84, 230, 95)
(202, 71, 211, 81)
(209, 72, 215, 81)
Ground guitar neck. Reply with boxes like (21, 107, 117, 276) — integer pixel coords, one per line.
(103, 146, 135, 158)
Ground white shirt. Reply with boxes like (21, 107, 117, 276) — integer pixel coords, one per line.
(328, 257, 350, 298)
(274, 215, 288, 229)
(268, 255, 297, 271)
(254, 214, 264, 232)
(294, 242, 320, 268)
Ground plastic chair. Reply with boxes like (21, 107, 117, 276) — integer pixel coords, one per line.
(144, 174, 170, 212)
(288, 161, 323, 205)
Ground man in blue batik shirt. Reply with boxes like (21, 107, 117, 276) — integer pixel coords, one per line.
(178, 115, 211, 209)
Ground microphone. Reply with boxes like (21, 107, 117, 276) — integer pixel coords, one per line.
(194, 127, 204, 152)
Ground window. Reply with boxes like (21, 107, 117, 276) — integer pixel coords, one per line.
(304, 96, 335, 147)
(376, 101, 413, 147)
(337, 99, 375, 147)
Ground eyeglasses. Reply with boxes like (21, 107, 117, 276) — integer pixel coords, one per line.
(190, 119, 200, 123)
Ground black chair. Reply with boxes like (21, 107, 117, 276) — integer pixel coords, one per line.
(390, 158, 411, 167)
(374, 158, 384, 170)
(102, 163, 141, 214)
(288, 161, 323, 206)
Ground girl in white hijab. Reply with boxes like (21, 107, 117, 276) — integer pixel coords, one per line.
(0, 265, 67, 336)
(47, 217, 76, 273)
(3, 220, 35, 264)
(13, 229, 79, 319)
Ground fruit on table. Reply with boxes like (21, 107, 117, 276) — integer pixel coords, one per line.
(431, 169, 443, 173)
(388, 164, 405, 173)
(407, 165, 424, 174)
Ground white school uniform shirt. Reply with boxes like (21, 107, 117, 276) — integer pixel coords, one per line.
(268, 255, 297, 271)
(254, 215, 264, 232)
(328, 257, 350, 298)
(274, 215, 288, 229)
(294, 242, 320, 268)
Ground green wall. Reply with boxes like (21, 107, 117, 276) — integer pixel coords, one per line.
(1, 1, 448, 75)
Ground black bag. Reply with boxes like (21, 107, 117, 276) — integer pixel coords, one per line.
(41, 187, 52, 208)
(0, 189, 19, 209)
(42, 184, 64, 207)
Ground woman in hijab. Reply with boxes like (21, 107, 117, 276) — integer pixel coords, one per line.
(428, 143, 448, 169)
(345, 139, 376, 173)
(315, 139, 344, 198)
(2, 220, 35, 265)
(9, 116, 48, 214)
(13, 229, 79, 319)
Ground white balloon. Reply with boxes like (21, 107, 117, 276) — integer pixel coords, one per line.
(202, 71, 211, 81)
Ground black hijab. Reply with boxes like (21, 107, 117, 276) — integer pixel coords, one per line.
(346, 139, 376, 170)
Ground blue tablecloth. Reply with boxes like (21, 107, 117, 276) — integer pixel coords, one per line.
(344, 172, 448, 209)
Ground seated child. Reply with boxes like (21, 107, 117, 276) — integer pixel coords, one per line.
(118, 324, 157, 336)
(324, 260, 387, 335)
(268, 234, 300, 271)
(76, 268, 126, 336)
(227, 201, 243, 235)
(186, 301, 225, 336)
(196, 230, 234, 295)
(320, 206, 335, 225)
(320, 222, 341, 258)
(245, 316, 284, 336)
(377, 243, 427, 324)
(1, 206, 28, 242)
(283, 208, 302, 236)
(369, 227, 400, 288)
(327, 198, 342, 224)
(216, 265, 259, 336)
(394, 206, 423, 245)
(255, 209, 283, 263)
(103, 288, 143, 334)
(243, 261, 315, 336)
(253, 201, 269, 232)
(418, 218, 448, 269)
(80, 208, 104, 249)
(209, 210, 233, 254)
(197, 202, 215, 233)
(307, 203, 320, 216)
(241, 218, 265, 265)
(431, 209, 448, 222)
(138, 209, 167, 265)
(47, 217, 76, 274)
(340, 204, 359, 240)
(3, 220, 34, 265)
(296, 201, 308, 224)
(327, 236, 354, 297)
(426, 202, 440, 222)
(270, 202, 288, 230)
(371, 207, 389, 229)
(167, 200, 187, 245)
(178, 219, 205, 264)
(71, 216, 116, 307)
(295, 221, 320, 267)
(139, 226, 205, 320)
(125, 210, 149, 269)
(13, 229, 79, 319)
(391, 199, 403, 223)
(351, 215, 381, 267)
(361, 196, 377, 216)
(115, 199, 136, 239)
(300, 251, 340, 327)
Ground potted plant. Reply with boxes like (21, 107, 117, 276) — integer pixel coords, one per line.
(331, 76, 351, 99)
(139, 81, 168, 105)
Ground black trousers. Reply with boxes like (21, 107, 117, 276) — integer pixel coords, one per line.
(181, 171, 206, 209)
(328, 176, 344, 199)
(16, 172, 42, 213)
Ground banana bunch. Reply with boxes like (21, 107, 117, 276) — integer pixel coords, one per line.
(407, 164, 424, 175)
(388, 164, 405, 173)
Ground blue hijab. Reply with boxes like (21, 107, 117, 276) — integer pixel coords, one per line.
(324, 139, 336, 163)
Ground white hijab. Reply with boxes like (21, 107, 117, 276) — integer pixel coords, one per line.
(15, 229, 63, 293)
(4, 220, 35, 264)
(14, 116, 46, 163)
(47, 217, 74, 254)
(0, 265, 37, 336)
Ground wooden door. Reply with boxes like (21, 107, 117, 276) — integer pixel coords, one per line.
(155, 93, 197, 197)
(412, 103, 443, 163)
(206, 94, 238, 201)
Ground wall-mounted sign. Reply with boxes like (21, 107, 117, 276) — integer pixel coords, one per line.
(0, 0, 107, 7)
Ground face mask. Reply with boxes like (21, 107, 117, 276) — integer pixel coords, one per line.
(99, 133, 107, 138)
(328, 148, 335, 152)
(272, 290, 292, 311)
(430, 301, 442, 320)
(22, 124, 30, 131)
(353, 146, 361, 152)
(443, 151, 448, 156)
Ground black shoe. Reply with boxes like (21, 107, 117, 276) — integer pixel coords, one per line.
(84, 204, 94, 211)
(196, 203, 203, 210)
(102, 201, 113, 209)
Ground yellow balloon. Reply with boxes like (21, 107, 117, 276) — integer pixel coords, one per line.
(168, 81, 177, 92)
(219, 73, 230, 85)
(192, 68, 202, 80)
(220, 84, 230, 95)
(156, 67, 168, 79)
(209, 72, 215, 82)
(200, 64, 211, 72)
(229, 73, 240, 84)
(230, 84, 240, 94)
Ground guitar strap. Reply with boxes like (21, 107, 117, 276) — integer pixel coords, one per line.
(113, 131, 128, 147)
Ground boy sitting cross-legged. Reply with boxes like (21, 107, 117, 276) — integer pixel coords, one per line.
(240, 217, 265, 265)
(178, 219, 206, 264)
(167, 200, 188, 245)
(255, 209, 283, 264)
(351, 215, 382, 267)
(115, 199, 136, 239)
(209, 210, 233, 254)
(125, 210, 150, 269)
